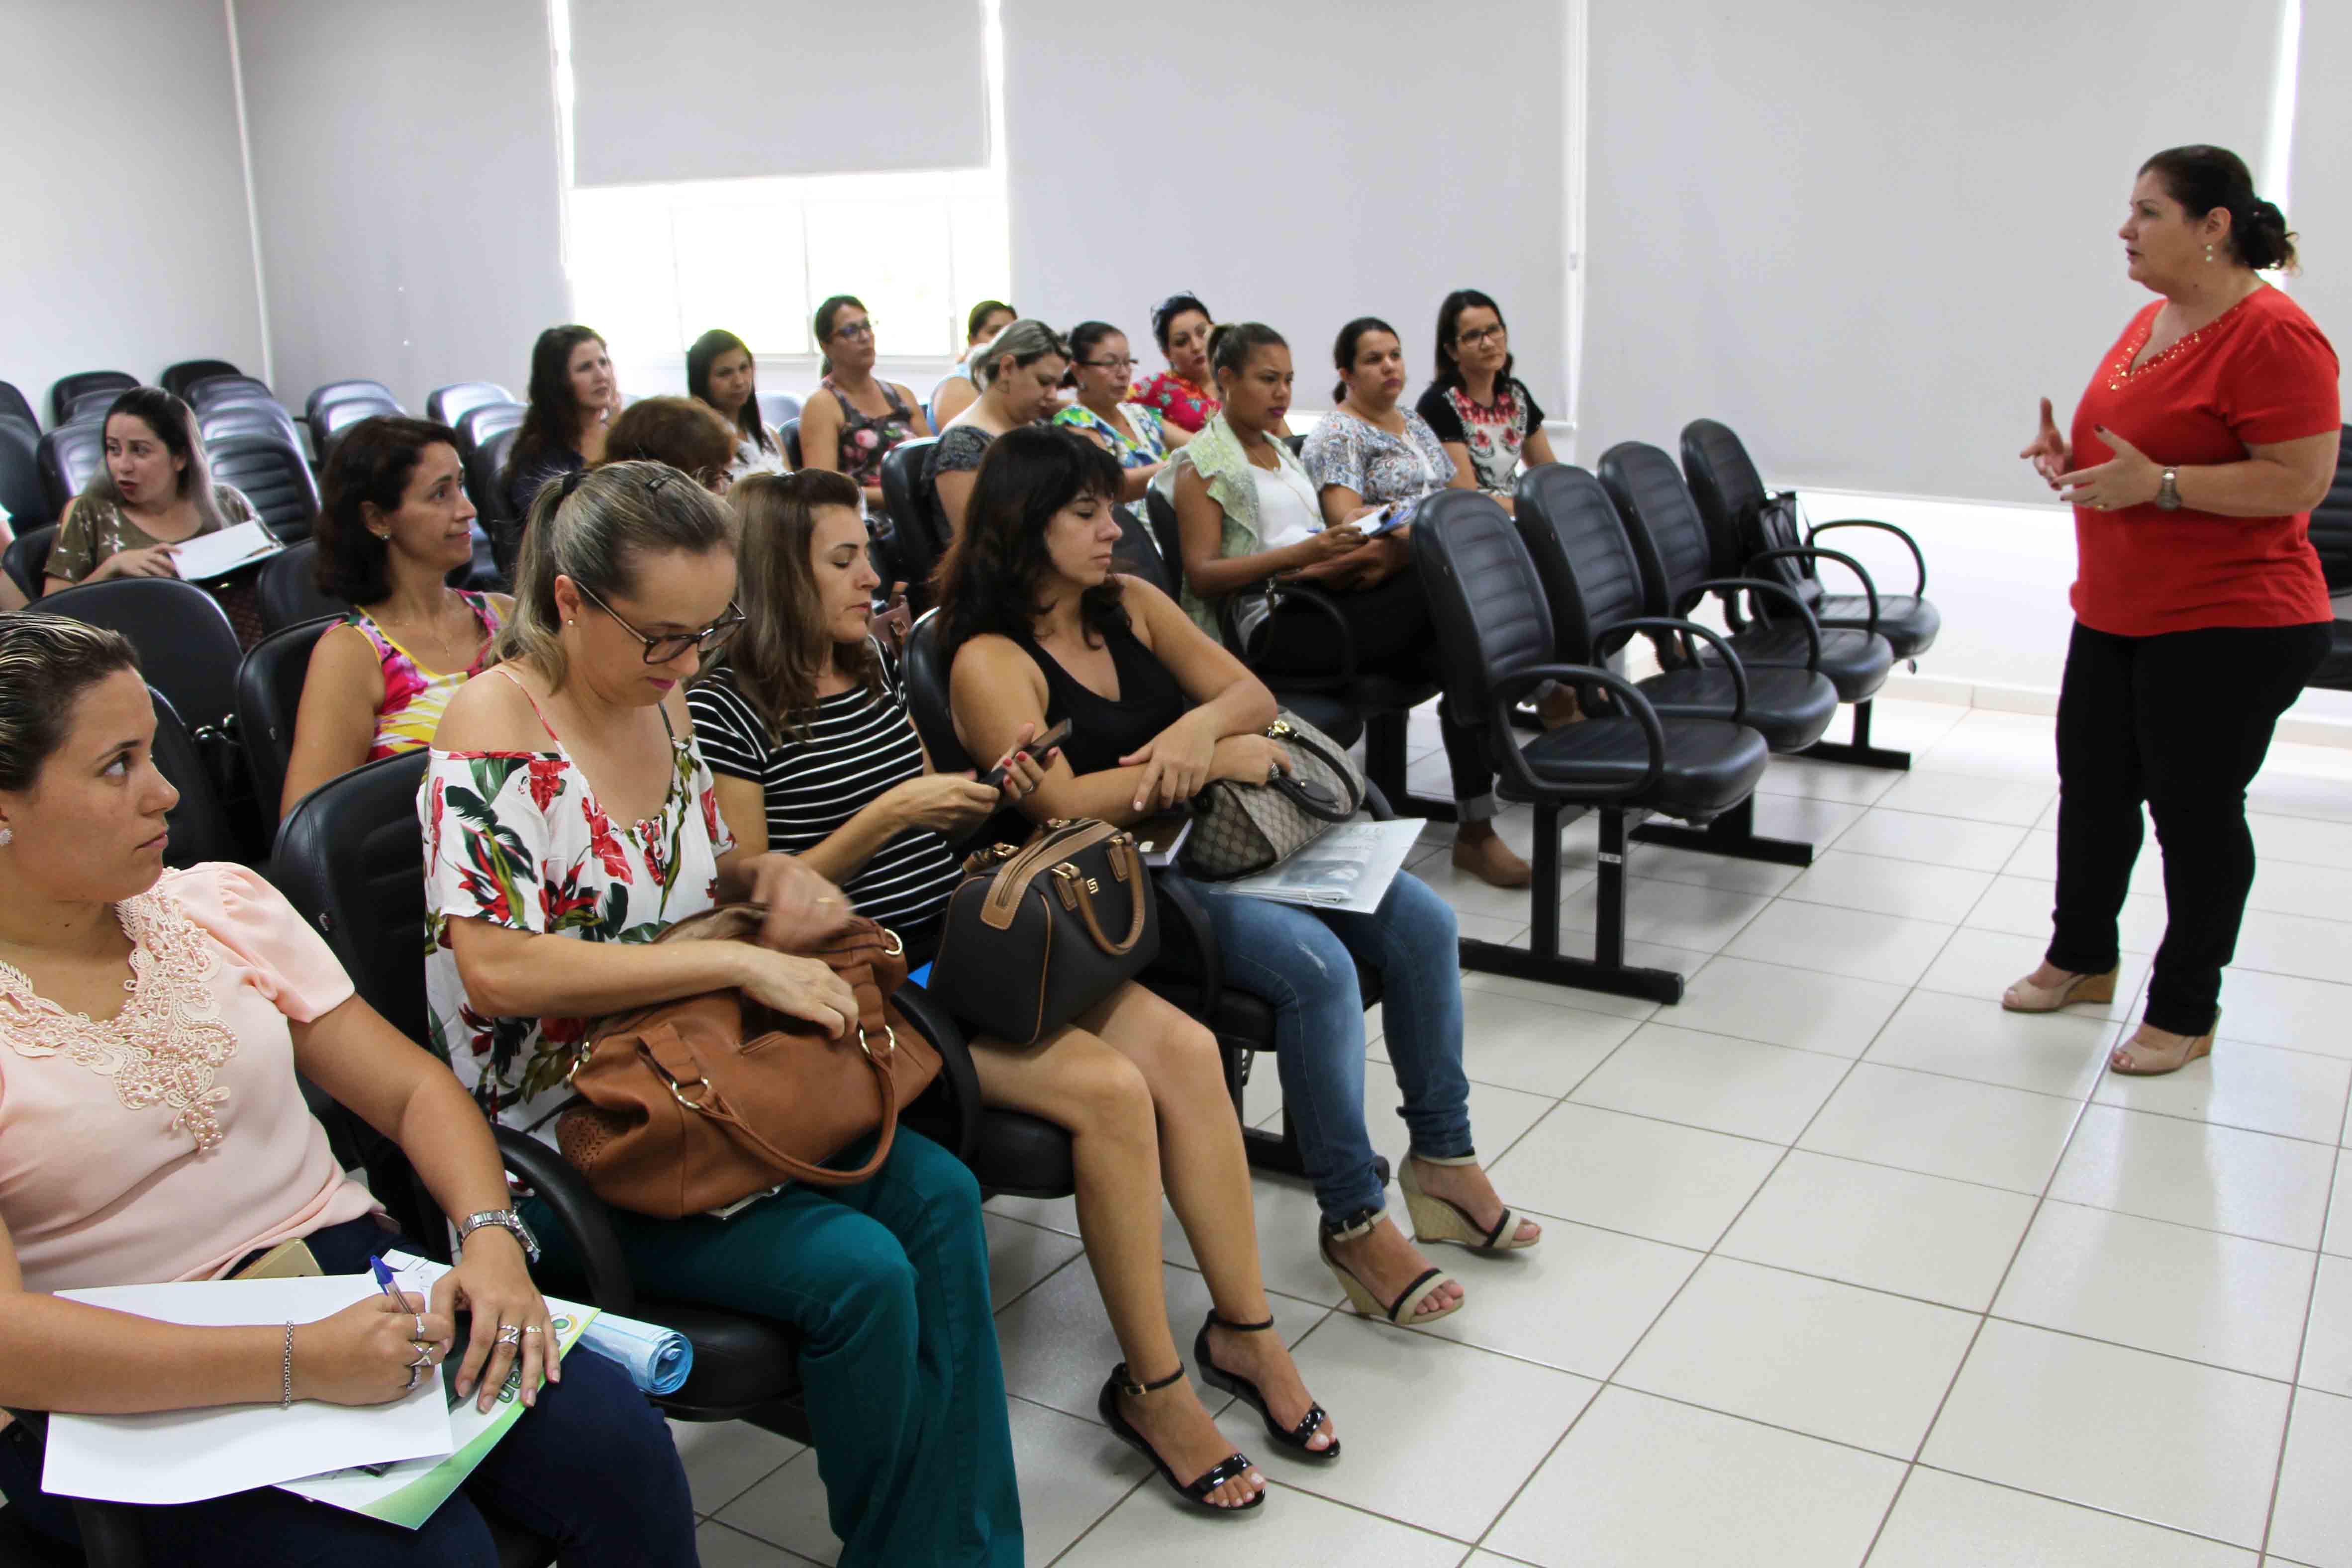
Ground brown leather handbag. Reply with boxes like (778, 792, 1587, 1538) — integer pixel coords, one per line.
(555, 907, 941, 1218)
(925, 818, 1159, 1045)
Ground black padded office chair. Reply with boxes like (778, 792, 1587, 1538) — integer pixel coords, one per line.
(758, 391, 802, 429)
(2306, 426, 2352, 692)
(455, 400, 525, 458)
(64, 390, 122, 426)
(255, 541, 349, 632)
(1515, 463, 1837, 866)
(0, 418, 49, 533)
(48, 372, 136, 427)
(304, 379, 398, 425)
(313, 395, 403, 457)
(781, 417, 803, 470)
(473, 426, 524, 573)
(198, 400, 304, 455)
(3, 523, 56, 602)
(234, 615, 336, 814)
(427, 381, 513, 425)
(185, 374, 275, 410)
(876, 437, 944, 609)
(160, 359, 242, 401)
(40, 577, 242, 739)
(1599, 441, 1904, 769)
(0, 378, 35, 430)
(1681, 418, 1942, 664)
(207, 434, 320, 540)
(1416, 490, 1770, 1002)
(148, 687, 242, 868)
(36, 424, 103, 519)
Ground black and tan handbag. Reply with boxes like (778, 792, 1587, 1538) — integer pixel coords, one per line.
(926, 818, 1159, 1044)
(1179, 710, 1367, 880)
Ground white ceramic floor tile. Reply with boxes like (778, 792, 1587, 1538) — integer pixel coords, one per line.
(986, 1190, 1081, 1237)
(2243, 856, 2352, 923)
(1488, 1102, 1784, 1250)
(1868, 1467, 2256, 1567)
(1454, 909, 1533, 946)
(1414, 842, 1597, 924)
(1798, 1063, 2083, 1194)
(713, 1451, 839, 1565)
(1664, 953, 1909, 1057)
(2093, 1037, 2352, 1145)
(1558, 874, 1770, 954)
(985, 1213, 1086, 1310)
(1879, 770, 2056, 826)
(1912, 709, 2060, 778)
(1864, 987, 2115, 1100)
(1993, 1201, 2317, 1380)
(2050, 1105, 2337, 1250)
(2330, 1166, 2352, 1258)
(1003, 1397, 1154, 1567)
(1159, 1172, 1347, 1309)
(2250, 811, 2352, 872)
(1058, 1477, 1469, 1566)
(1723, 900, 1957, 984)
(2212, 969, 2352, 1060)
(696, 1520, 812, 1567)
(1458, 962, 1663, 1023)
(1624, 838, 1806, 898)
(2299, 1255, 2352, 1399)
(1716, 1150, 2037, 1310)
(669, 1417, 804, 1516)
(1756, 753, 1905, 805)
(1999, 824, 2166, 894)
(1410, 1217, 1702, 1378)
(1441, 987, 1643, 1096)
(1966, 873, 2172, 954)
(1921, 1319, 2291, 1549)
(1782, 850, 1997, 923)
(1615, 1255, 1977, 1457)
(1827, 806, 2031, 872)
(1916, 926, 2151, 1019)
(2266, 1387, 2352, 1568)
(2232, 908, 2352, 984)
(1231, 1314, 1599, 1543)
(1748, 791, 1869, 851)
(1566, 1021, 1851, 1143)
(1484, 1385, 1903, 1568)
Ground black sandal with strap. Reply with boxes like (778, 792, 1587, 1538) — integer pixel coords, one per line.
(1096, 1362, 1265, 1514)
(1194, 1312, 1339, 1462)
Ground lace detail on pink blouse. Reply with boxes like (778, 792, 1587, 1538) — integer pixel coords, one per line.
(0, 894, 239, 1151)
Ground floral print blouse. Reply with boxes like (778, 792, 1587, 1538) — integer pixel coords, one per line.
(421, 707, 734, 1134)
(1133, 371, 1219, 435)
(818, 377, 919, 490)
(1301, 408, 1457, 509)
(1414, 379, 1548, 495)
(345, 591, 503, 761)
(1053, 401, 1169, 471)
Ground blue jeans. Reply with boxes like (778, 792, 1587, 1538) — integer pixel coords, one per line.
(1178, 870, 1474, 1221)
(0, 1217, 696, 1567)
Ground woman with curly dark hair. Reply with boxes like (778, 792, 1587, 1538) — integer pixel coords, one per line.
(278, 416, 510, 815)
(501, 325, 619, 520)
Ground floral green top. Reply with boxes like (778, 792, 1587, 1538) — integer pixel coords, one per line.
(420, 715, 734, 1135)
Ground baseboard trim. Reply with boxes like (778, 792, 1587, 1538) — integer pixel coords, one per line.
(1883, 673, 2352, 750)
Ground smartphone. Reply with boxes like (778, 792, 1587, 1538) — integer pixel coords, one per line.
(981, 719, 1072, 790)
(1354, 501, 1414, 539)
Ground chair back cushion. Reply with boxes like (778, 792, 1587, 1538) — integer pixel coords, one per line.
(781, 418, 803, 470)
(900, 609, 975, 771)
(162, 360, 244, 400)
(0, 423, 50, 534)
(37, 424, 104, 519)
(187, 374, 276, 409)
(1598, 441, 1718, 612)
(1679, 419, 1772, 567)
(41, 576, 242, 732)
(209, 435, 320, 539)
(236, 616, 337, 817)
(1411, 490, 1554, 759)
(879, 436, 945, 576)
(256, 541, 352, 633)
(2309, 425, 2352, 593)
(456, 401, 526, 457)
(149, 687, 240, 868)
(1513, 463, 1646, 660)
(50, 371, 136, 426)
(426, 382, 512, 425)
(304, 379, 398, 424)
(271, 749, 432, 1043)
(2, 523, 57, 601)
(0, 379, 36, 430)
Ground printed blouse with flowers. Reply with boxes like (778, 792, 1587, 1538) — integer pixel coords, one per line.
(347, 590, 504, 761)
(421, 687, 734, 1137)
(819, 376, 920, 490)
(1414, 379, 1548, 496)
(1132, 371, 1220, 435)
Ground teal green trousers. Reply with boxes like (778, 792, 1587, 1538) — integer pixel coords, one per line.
(529, 1130, 1021, 1567)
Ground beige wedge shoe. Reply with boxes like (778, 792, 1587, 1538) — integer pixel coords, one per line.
(1319, 1216, 1463, 1327)
(1399, 1157, 1540, 1253)
(2001, 965, 2119, 1014)
(2109, 1014, 2220, 1077)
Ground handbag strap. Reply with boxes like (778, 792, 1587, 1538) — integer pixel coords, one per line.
(1272, 715, 1366, 812)
(1063, 836, 1151, 955)
(1269, 771, 1358, 822)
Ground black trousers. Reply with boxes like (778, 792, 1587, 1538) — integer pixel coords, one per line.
(2047, 618, 2331, 1035)
(1251, 569, 1499, 816)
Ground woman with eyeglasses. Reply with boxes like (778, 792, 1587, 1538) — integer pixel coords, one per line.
(425, 463, 1023, 1567)
(1053, 321, 1191, 508)
(1415, 291, 1556, 513)
(800, 295, 932, 518)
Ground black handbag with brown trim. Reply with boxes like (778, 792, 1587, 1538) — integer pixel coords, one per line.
(925, 818, 1159, 1044)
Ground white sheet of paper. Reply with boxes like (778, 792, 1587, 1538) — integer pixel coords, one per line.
(1216, 817, 1426, 913)
(168, 519, 285, 582)
(44, 1275, 453, 1505)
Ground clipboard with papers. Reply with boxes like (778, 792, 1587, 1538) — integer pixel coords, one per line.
(168, 519, 287, 582)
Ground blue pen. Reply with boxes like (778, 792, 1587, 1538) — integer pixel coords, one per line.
(369, 1255, 406, 1302)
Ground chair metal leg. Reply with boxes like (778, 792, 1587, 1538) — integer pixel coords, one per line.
(1796, 699, 1912, 771)
(1364, 709, 1458, 823)
(1629, 795, 1815, 867)
(1457, 806, 1686, 1003)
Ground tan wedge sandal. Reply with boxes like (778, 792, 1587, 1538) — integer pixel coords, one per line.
(2001, 965, 2119, 1014)
(1400, 1156, 1540, 1253)
(1319, 1213, 1462, 1327)
(2109, 1013, 2220, 1077)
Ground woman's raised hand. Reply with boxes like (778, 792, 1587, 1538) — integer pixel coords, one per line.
(1120, 713, 1220, 811)
(885, 771, 1003, 834)
(293, 1292, 456, 1406)
(2021, 397, 2071, 489)
(745, 852, 854, 951)
(98, 544, 181, 581)
(731, 946, 862, 1037)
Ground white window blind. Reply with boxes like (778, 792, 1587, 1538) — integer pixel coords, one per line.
(569, 0, 990, 189)
(2289, 0, 2350, 403)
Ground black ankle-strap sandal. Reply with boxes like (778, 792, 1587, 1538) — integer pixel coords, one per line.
(1194, 1312, 1340, 1462)
(1096, 1362, 1265, 1514)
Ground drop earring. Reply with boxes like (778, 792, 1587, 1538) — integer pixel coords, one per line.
(2204, 242, 2215, 263)
(0, 826, 13, 848)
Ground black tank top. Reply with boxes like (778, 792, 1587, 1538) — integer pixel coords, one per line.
(1006, 616, 1189, 778)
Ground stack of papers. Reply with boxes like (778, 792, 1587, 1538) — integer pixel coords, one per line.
(1217, 818, 1426, 913)
(169, 520, 285, 582)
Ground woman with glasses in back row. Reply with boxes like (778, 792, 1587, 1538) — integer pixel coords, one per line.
(1054, 321, 1191, 512)
(1415, 290, 1557, 513)
(799, 295, 932, 519)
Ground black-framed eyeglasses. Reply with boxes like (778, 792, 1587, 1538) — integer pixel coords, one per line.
(833, 319, 876, 341)
(1456, 324, 1507, 348)
(575, 582, 744, 664)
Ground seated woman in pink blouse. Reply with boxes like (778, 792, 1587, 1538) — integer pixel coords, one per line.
(0, 612, 691, 1566)
(280, 417, 511, 817)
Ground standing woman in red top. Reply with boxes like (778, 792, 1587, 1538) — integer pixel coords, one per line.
(2009, 145, 2339, 1075)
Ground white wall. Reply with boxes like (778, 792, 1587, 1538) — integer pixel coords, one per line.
(0, 1, 267, 418)
(1002, 0, 1568, 422)
(232, 0, 570, 418)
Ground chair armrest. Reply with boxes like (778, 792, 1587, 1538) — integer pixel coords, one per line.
(896, 981, 981, 1165)
(1362, 780, 1396, 820)
(1744, 546, 1880, 636)
(1595, 616, 1749, 726)
(494, 1127, 638, 1317)
(1489, 664, 1667, 801)
(1807, 518, 1927, 598)
(1226, 578, 1361, 680)
(1675, 577, 1825, 674)
(1150, 874, 1223, 1022)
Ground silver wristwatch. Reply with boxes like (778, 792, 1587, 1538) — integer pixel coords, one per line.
(2156, 467, 2182, 511)
(457, 1208, 541, 1264)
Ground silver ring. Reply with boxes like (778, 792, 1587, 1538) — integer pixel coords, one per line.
(413, 1314, 426, 1340)
(409, 1344, 434, 1368)
(522, 1325, 544, 1337)
(496, 1324, 523, 1346)
(405, 1366, 422, 1390)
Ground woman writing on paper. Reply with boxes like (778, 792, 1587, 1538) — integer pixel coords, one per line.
(0, 612, 694, 1565)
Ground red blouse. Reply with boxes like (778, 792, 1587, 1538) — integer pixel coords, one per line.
(2068, 284, 2338, 637)
(1133, 371, 1219, 434)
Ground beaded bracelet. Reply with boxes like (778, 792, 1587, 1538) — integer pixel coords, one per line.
(280, 1322, 295, 1409)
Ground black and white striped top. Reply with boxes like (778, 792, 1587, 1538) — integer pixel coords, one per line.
(687, 641, 962, 934)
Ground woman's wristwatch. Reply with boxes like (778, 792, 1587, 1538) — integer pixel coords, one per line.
(2156, 467, 2181, 511)
(458, 1208, 542, 1265)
